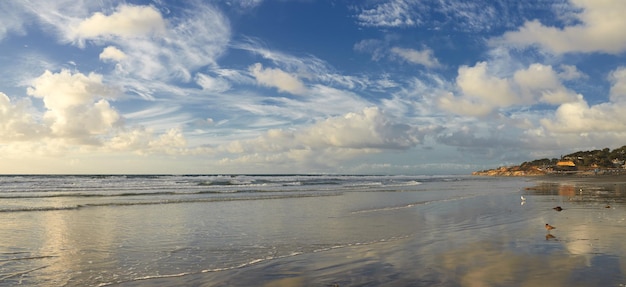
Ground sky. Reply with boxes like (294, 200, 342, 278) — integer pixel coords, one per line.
(1, 0, 626, 174)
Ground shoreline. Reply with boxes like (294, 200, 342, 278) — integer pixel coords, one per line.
(473, 171, 626, 184)
(526, 173, 626, 184)
(115, 176, 626, 287)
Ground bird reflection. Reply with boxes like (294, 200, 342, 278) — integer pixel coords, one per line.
(545, 233, 556, 241)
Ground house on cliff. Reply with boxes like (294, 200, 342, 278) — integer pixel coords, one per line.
(556, 160, 576, 171)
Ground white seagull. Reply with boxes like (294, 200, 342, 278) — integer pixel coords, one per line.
(521, 195, 526, 201)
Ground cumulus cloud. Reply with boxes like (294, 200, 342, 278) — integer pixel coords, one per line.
(99, 46, 127, 62)
(26, 70, 121, 142)
(299, 107, 423, 149)
(0, 68, 192, 157)
(514, 64, 579, 104)
(609, 67, 626, 102)
(72, 5, 166, 43)
(495, 0, 626, 54)
(539, 67, 626, 134)
(390, 47, 440, 68)
(218, 107, 430, 168)
(558, 64, 586, 81)
(107, 127, 186, 155)
(249, 63, 307, 95)
(439, 62, 578, 116)
(540, 98, 626, 133)
(0, 93, 46, 141)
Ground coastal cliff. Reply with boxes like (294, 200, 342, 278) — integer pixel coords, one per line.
(473, 145, 626, 176)
(472, 166, 546, 176)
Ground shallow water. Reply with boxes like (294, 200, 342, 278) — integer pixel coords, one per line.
(1, 175, 624, 286)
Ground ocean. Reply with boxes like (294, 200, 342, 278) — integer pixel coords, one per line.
(0, 175, 624, 286)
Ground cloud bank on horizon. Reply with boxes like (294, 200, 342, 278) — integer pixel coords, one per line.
(1, 0, 626, 174)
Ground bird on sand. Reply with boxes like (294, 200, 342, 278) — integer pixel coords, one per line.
(553, 206, 563, 211)
(545, 223, 556, 231)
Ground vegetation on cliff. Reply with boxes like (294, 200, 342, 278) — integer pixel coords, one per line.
(473, 145, 626, 176)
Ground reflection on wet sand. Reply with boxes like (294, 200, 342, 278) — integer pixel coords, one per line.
(437, 241, 587, 287)
(524, 179, 626, 281)
(119, 179, 626, 286)
(5, 177, 626, 286)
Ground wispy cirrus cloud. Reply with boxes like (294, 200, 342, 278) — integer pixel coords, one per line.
(390, 47, 440, 68)
(354, 0, 543, 32)
(0, 1, 29, 41)
(356, 0, 418, 28)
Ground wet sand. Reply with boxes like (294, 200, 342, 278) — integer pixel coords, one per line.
(535, 173, 626, 183)
(116, 176, 626, 287)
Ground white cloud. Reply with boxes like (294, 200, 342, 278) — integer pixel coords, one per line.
(26, 70, 121, 141)
(356, 0, 417, 27)
(148, 128, 187, 154)
(438, 92, 496, 117)
(27, 70, 117, 110)
(540, 98, 626, 133)
(99, 46, 127, 62)
(495, 0, 626, 54)
(513, 64, 578, 105)
(72, 5, 166, 43)
(439, 62, 578, 116)
(104, 126, 187, 156)
(354, 0, 532, 32)
(0, 1, 28, 41)
(558, 64, 586, 81)
(249, 63, 307, 95)
(216, 107, 430, 169)
(0, 68, 191, 157)
(609, 67, 626, 102)
(456, 62, 518, 107)
(354, 39, 384, 61)
(298, 107, 423, 149)
(390, 47, 440, 68)
(195, 73, 230, 93)
(236, 0, 264, 9)
(539, 67, 626, 134)
(63, 3, 230, 83)
(0, 93, 46, 141)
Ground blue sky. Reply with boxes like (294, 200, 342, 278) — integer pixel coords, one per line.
(1, 0, 626, 174)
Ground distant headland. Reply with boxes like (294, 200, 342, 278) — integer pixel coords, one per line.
(473, 146, 626, 176)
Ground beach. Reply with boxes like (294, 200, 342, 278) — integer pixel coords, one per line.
(120, 175, 626, 287)
(1, 175, 625, 286)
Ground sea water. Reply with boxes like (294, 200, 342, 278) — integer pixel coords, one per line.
(1, 175, 624, 286)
